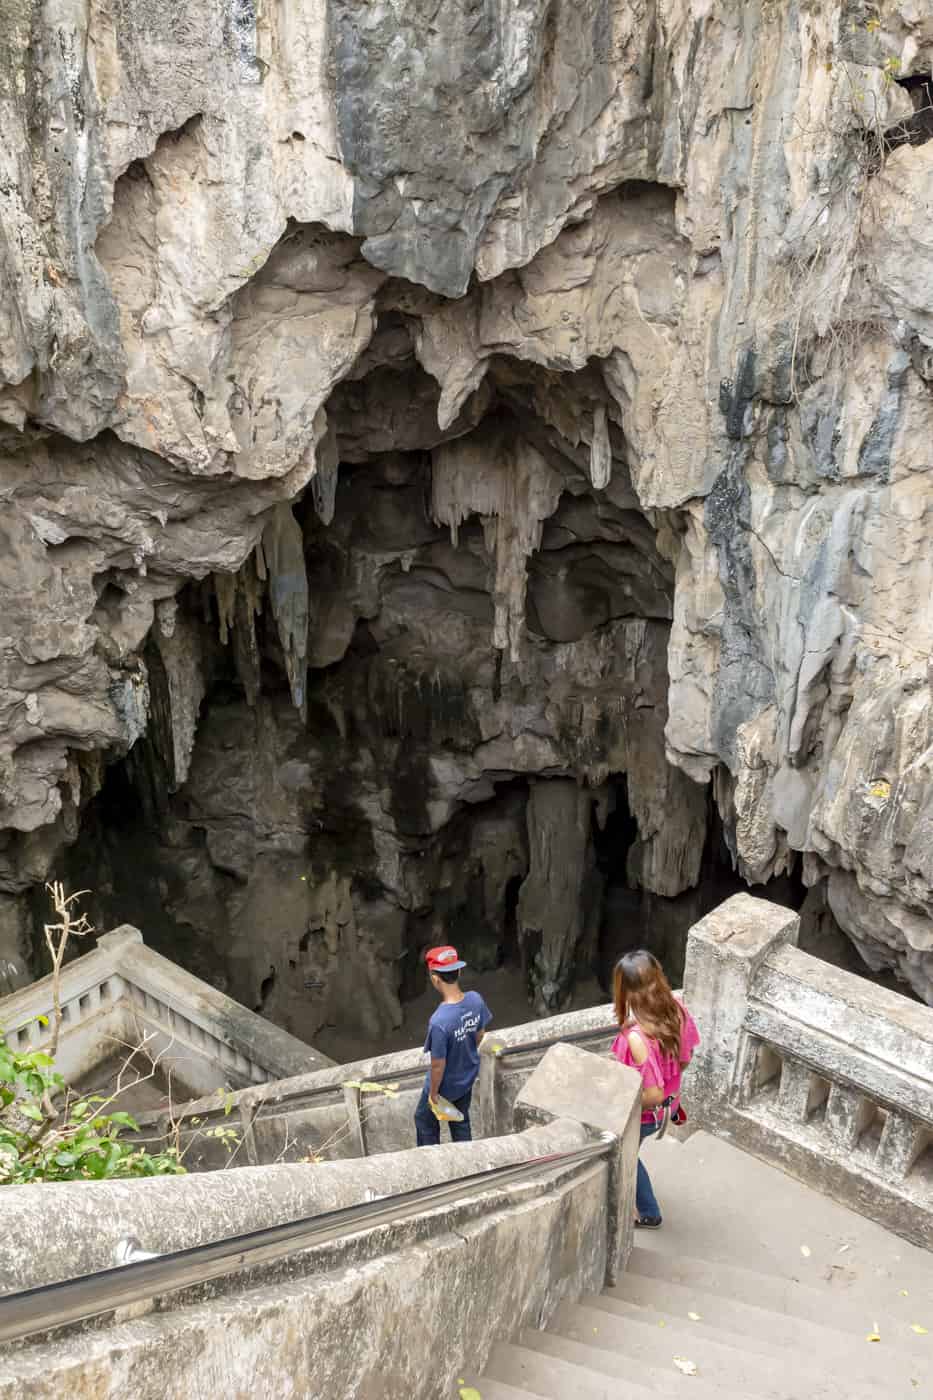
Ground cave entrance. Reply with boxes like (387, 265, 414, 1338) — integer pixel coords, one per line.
(502, 872, 523, 969)
(591, 774, 687, 989)
(46, 316, 708, 1050)
(591, 776, 640, 886)
(593, 781, 808, 993)
(400, 774, 531, 1002)
(58, 738, 228, 991)
(1, 190, 921, 1069)
(37, 245, 881, 1051)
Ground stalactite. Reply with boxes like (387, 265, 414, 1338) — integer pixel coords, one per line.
(210, 556, 266, 707)
(232, 578, 262, 708)
(432, 427, 562, 661)
(517, 779, 598, 1014)
(590, 401, 612, 490)
(214, 572, 237, 646)
(254, 538, 267, 583)
(210, 526, 309, 714)
(262, 503, 310, 715)
(311, 409, 340, 526)
(153, 599, 207, 788)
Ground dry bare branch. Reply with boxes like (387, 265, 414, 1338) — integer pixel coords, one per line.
(43, 881, 93, 1063)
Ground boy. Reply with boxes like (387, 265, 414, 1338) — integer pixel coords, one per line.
(414, 945, 492, 1146)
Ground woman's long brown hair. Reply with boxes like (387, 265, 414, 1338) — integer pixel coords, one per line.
(613, 950, 684, 1059)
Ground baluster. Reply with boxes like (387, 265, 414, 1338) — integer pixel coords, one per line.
(342, 1083, 367, 1157)
(876, 1111, 924, 1180)
(734, 1036, 781, 1106)
(777, 1059, 813, 1123)
(825, 1083, 875, 1153)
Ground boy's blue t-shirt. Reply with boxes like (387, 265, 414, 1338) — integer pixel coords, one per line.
(424, 990, 493, 1100)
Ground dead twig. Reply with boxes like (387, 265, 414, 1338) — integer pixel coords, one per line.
(43, 881, 93, 1063)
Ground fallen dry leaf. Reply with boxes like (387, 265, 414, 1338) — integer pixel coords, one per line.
(838, 1244, 851, 1254)
(658, 1320, 666, 1328)
(458, 1388, 481, 1400)
(673, 1357, 698, 1377)
(800, 1245, 811, 1258)
(901, 1290, 910, 1297)
(910, 1325, 928, 1335)
(866, 1333, 881, 1343)
(688, 1312, 702, 1322)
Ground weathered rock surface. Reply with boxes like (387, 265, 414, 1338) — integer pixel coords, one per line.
(1, 0, 932, 1033)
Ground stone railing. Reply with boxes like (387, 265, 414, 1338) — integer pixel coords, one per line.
(0, 926, 330, 1103)
(683, 893, 933, 1251)
(136, 1000, 620, 1168)
(0, 1045, 642, 1400)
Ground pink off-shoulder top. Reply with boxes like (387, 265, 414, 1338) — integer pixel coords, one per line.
(611, 1002, 700, 1124)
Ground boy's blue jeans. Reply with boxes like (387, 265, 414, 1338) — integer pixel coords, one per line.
(414, 1083, 474, 1146)
(637, 1121, 661, 1218)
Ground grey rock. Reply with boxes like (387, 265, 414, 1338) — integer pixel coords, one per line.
(0, 0, 930, 1025)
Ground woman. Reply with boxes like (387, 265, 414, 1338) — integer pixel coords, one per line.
(611, 950, 700, 1229)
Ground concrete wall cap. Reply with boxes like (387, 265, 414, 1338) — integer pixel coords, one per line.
(515, 1041, 640, 1138)
(0, 1118, 591, 1291)
(688, 893, 799, 958)
(96, 925, 145, 950)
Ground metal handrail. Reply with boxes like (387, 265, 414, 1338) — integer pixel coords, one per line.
(0, 1136, 613, 1346)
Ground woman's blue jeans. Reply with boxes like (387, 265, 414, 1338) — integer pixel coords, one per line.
(637, 1121, 661, 1218)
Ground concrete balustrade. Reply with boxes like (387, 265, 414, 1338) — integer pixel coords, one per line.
(6, 892, 932, 1394)
(683, 893, 933, 1250)
(135, 999, 620, 1168)
(0, 1046, 643, 1400)
(0, 926, 330, 1105)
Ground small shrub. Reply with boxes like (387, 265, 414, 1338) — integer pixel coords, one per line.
(0, 1021, 185, 1184)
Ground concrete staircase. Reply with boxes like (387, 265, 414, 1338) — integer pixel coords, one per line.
(466, 1130, 932, 1399)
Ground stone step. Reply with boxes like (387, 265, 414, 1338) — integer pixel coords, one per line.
(458, 1374, 546, 1400)
(546, 1299, 898, 1400)
(478, 1130, 933, 1400)
(640, 1131, 932, 1299)
(626, 1243, 924, 1337)
(486, 1334, 749, 1400)
(600, 1276, 933, 1383)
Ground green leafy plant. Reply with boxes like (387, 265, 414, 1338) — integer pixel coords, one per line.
(0, 884, 248, 1182)
(0, 1022, 184, 1184)
(0, 883, 188, 1185)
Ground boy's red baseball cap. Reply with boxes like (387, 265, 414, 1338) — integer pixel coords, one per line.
(425, 945, 466, 972)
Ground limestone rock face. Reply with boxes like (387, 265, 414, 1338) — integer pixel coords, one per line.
(1, 0, 932, 1032)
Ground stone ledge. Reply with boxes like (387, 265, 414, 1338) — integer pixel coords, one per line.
(0, 1118, 593, 1291)
(685, 892, 933, 1252)
(0, 1142, 609, 1400)
(515, 1042, 642, 1284)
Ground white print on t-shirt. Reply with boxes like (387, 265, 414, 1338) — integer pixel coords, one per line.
(454, 1012, 481, 1042)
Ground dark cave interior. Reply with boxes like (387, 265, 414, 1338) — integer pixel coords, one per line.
(38, 257, 906, 1055)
